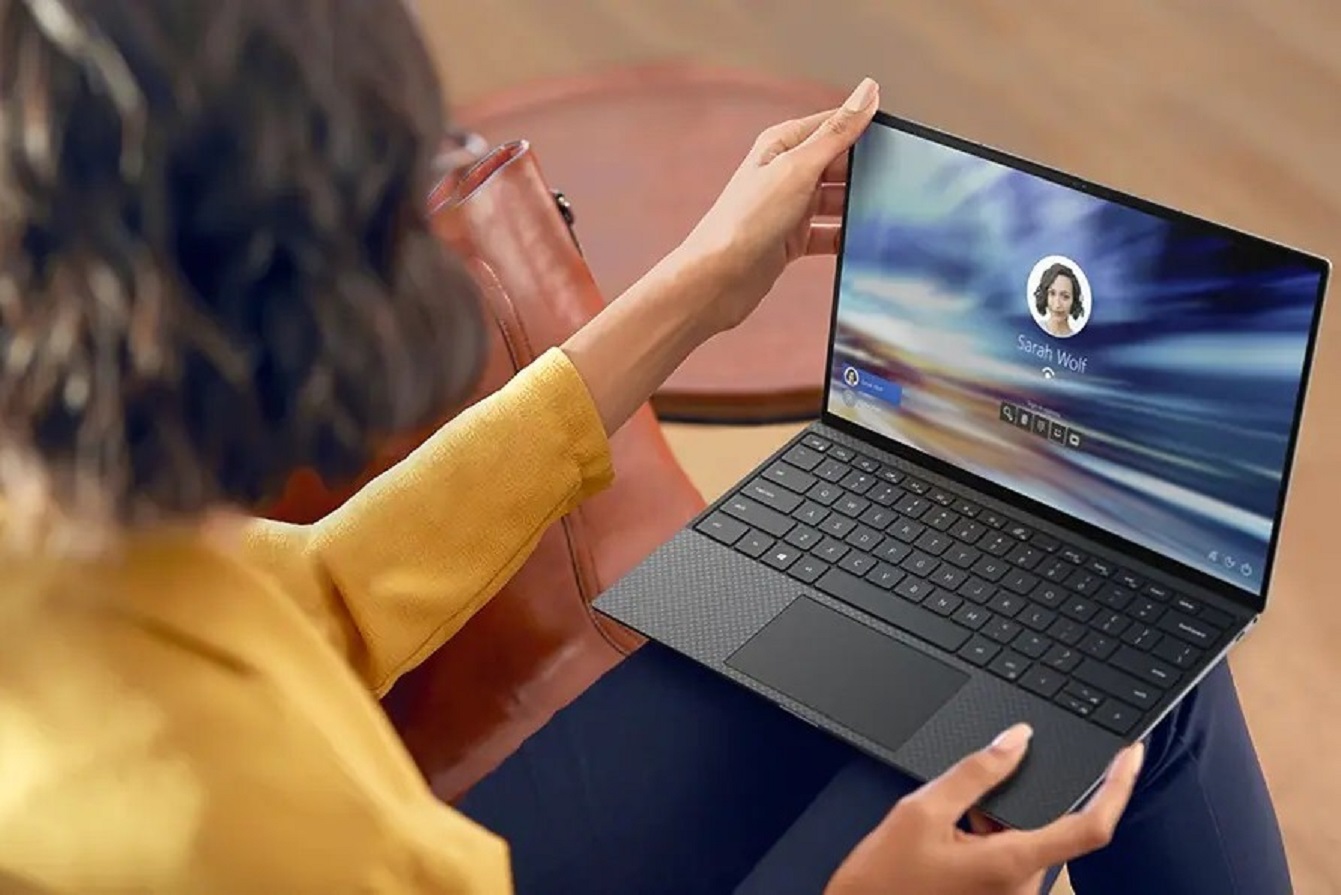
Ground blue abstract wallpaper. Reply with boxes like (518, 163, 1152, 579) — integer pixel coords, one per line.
(827, 122, 1325, 595)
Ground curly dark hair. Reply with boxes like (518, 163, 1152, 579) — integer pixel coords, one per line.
(0, 0, 484, 535)
(1033, 262, 1085, 321)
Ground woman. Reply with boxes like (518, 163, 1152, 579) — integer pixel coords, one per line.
(0, 1, 1291, 893)
(1034, 262, 1086, 338)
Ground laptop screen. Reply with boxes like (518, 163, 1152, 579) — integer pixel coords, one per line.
(826, 115, 1328, 599)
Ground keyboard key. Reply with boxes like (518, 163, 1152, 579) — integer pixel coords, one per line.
(1055, 693, 1094, 718)
(1111, 646, 1180, 689)
(1115, 571, 1144, 591)
(736, 530, 773, 558)
(929, 488, 956, 507)
(983, 617, 1023, 645)
(1121, 624, 1162, 652)
(1006, 522, 1034, 541)
(789, 556, 826, 584)
(845, 525, 884, 552)
(802, 434, 831, 452)
(931, 565, 969, 591)
(1031, 582, 1068, 607)
(952, 604, 991, 630)
(1001, 568, 1040, 596)
(877, 467, 904, 484)
(792, 501, 830, 527)
(958, 636, 1001, 667)
(817, 568, 970, 653)
(944, 544, 981, 569)
(806, 482, 844, 506)
(764, 546, 802, 571)
(924, 508, 960, 533)
(1031, 532, 1061, 552)
(951, 520, 988, 543)
(696, 512, 748, 546)
(1200, 605, 1235, 629)
(1021, 665, 1066, 699)
(1007, 543, 1044, 570)
(1153, 638, 1202, 669)
(1018, 605, 1056, 633)
(1078, 632, 1119, 661)
(784, 525, 823, 550)
(901, 551, 940, 578)
(830, 446, 855, 462)
(854, 455, 882, 474)
(989, 650, 1030, 682)
(1157, 611, 1218, 648)
(1094, 611, 1130, 638)
(895, 494, 932, 518)
(839, 551, 878, 577)
(859, 505, 899, 530)
(1064, 682, 1106, 707)
(1087, 558, 1116, 578)
(742, 479, 803, 514)
(813, 537, 850, 564)
(1096, 584, 1136, 611)
(903, 478, 930, 495)
(814, 458, 849, 483)
(1060, 547, 1086, 565)
(835, 495, 871, 518)
(988, 592, 1025, 617)
(840, 471, 877, 495)
(958, 577, 997, 604)
(926, 591, 963, 616)
(1093, 700, 1140, 736)
(820, 515, 857, 538)
(1039, 557, 1073, 582)
(1073, 660, 1159, 710)
(874, 538, 913, 565)
(866, 563, 906, 590)
(888, 518, 926, 543)
(1131, 598, 1165, 624)
(1172, 594, 1203, 616)
(1043, 645, 1082, 673)
(972, 556, 1010, 582)
(866, 483, 900, 506)
(1061, 597, 1099, 623)
(1047, 618, 1088, 646)
(895, 576, 935, 604)
(980, 510, 1008, 529)
(782, 444, 825, 471)
(1013, 631, 1052, 659)
(722, 496, 794, 538)
(1067, 571, 1103, 596)
(979, 531, 1015, 557)
(915, 530, 954, 556)
(763, 462, 817, 494)
(953, 499, 981, 518)
(1143, 582, 1173, 602)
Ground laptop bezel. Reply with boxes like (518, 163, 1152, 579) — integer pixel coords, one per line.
(820, 109, 1332, 615)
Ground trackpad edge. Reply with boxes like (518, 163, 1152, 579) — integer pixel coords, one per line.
(726, 597, 968, 753)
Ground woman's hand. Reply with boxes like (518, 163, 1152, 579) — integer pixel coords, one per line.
(678, 77, 880, 334)
(826, 724, 1146, 895)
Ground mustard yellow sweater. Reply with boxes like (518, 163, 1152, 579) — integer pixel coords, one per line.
(0, 348, 615, 893)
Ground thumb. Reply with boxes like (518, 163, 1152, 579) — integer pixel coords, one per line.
(914, 723, 1033, 823)
(795, 77, 879, 166)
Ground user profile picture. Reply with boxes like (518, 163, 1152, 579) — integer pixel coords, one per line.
(843, 366, 861, 388)
(1026, 255, 1092, 339)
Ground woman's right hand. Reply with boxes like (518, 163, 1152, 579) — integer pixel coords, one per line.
(826, 724, 1145, 895)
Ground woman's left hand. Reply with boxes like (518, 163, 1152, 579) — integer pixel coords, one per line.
(678, 76, 880, 335)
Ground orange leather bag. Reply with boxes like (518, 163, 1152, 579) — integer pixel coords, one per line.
(264, 132, 706, 801)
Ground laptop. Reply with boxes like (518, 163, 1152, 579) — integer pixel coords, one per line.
(593, 109, 1331, 830)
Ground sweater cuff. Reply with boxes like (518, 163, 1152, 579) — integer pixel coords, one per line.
(526, 347, 615, 501)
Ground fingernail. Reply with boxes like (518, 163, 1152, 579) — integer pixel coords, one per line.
(844, 77, 877, 112)
(990, 723, 1033, 755)
(1127, 740, 1147, 774)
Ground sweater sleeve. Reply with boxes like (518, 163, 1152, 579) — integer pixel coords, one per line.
(239, 347, 615, 695)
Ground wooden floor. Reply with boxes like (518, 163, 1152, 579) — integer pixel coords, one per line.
(420, 2, 1341, 892)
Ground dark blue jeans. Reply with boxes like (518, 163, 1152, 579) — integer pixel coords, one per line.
(458, 643, 1291, 894)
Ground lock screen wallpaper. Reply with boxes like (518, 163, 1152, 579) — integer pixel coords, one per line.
(827, 120, 1327, 595)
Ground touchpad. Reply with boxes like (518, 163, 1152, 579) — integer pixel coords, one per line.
(727, 597, 968, 753)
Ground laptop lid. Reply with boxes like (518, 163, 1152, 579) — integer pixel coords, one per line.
(822, 111, 1330, 614)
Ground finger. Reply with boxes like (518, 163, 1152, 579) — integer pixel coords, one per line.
(753, 109, 836, 163)
(993, 741, 1145, 871)
(821, 151, 849, 185)
(805, 221, 841, 256)
(968, 809, 1006, 836)
(817, 183, 845, 218)
(793, 77, 879, 170)
(906, 723, 1033, 823)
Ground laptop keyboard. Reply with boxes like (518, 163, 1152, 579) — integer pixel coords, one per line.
(695, 432, 1240, 737)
